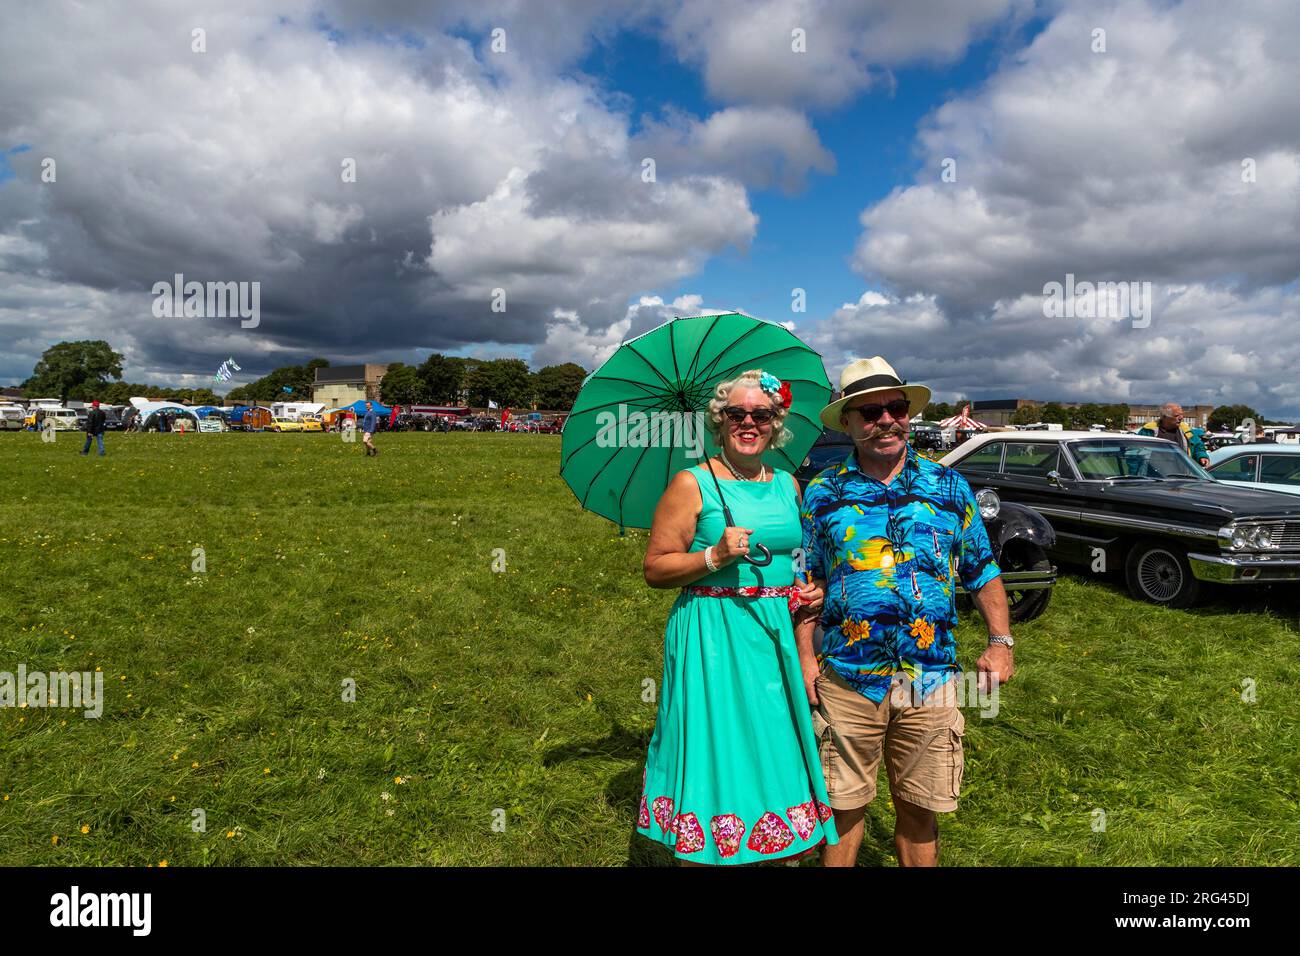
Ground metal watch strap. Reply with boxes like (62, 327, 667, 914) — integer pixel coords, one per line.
(987, 633, 1014, 648)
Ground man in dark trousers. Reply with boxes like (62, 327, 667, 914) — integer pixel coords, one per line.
(81, 400, 107, 456)
(361, 401, 379, 456)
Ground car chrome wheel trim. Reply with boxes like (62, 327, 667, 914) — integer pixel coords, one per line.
(1137, 548, 1183, 601)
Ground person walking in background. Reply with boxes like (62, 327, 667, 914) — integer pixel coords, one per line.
(361, 401, 379, 457)
(80, 400, 107, 456)
(1135, 403, 1209, 466)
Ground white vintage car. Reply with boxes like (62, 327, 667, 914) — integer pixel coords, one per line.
(1207, 443, 1300, 497)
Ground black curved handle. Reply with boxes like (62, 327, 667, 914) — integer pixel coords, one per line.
(718, 488, 773, 566)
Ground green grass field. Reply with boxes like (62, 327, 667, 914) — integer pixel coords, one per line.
(2, 430, 1297, 866)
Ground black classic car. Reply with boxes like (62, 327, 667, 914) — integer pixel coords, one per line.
(941, 430, 1300, 607)
(795, 428, 1057, 622)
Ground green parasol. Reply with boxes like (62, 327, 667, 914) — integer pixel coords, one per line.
(559, 311, 832, 537)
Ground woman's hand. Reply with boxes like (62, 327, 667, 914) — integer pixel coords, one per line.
(713, 526, 755, 566)
(797, 576, 823, 614)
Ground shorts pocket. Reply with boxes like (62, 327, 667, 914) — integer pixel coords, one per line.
(948, 709, 966, 800)
(810, 705, 831, 741)
(809, 703, 835, 793)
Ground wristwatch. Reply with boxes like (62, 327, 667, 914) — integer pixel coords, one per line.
(987, 633, 1014, 648)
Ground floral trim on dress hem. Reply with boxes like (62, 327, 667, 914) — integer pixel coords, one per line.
(636, 793, 835, 863)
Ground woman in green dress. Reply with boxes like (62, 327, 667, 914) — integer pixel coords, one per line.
(638, 369, 839, 865)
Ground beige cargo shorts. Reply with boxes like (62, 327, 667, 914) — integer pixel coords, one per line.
(810, 666, 965, 813)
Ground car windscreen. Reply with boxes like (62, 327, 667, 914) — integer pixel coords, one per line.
(1068, 440, 1207, 480)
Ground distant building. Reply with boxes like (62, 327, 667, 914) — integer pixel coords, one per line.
(0, 387, 25, 401)
(971, 398, 1214, 429)
(971, 399, 1041, 427)
(1126, 404, 1215, 429)
(312, 364, 390, 408)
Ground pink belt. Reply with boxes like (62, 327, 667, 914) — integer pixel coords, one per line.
(684, 584, 806, 615)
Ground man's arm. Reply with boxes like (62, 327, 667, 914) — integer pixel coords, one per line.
(794, 588, 823, 705)
(795, 480, 828, 706)
(954, 476, 1015, 690)
(1188, 428, 1209, 465)
(971, 577, 1014, 689)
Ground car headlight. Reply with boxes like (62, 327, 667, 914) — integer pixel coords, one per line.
(1251, 525, 1278, 550)
(976, 488, 1000, 521)
(1226, 522, 1281, 551)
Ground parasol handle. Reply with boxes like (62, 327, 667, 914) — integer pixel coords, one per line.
(720, 502, 773, 567)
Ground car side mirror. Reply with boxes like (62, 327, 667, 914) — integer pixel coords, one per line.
(1046, 470, 1065, 488)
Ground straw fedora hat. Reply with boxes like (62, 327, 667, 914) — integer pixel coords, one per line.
(819, 356, 932, 429)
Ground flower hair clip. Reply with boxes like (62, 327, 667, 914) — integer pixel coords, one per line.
(758, 371, 793, 409)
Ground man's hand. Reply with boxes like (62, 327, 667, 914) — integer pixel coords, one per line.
(800, 653, 820, 706)
(1199, 457, 1211, 467)
(976, 642, 1014, 694)
(796, 575, 823, 614)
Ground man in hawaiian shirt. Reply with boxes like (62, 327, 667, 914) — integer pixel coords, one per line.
(797, 357, 1014, 867)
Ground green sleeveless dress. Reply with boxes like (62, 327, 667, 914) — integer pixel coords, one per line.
(636, 465, 839, 864)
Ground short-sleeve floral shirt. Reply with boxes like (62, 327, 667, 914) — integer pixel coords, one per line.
(800, 445, 1000, 703)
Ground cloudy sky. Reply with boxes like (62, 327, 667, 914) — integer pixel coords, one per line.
(2, 1, 1298, 415)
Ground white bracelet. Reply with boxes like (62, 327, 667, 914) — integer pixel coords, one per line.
(704, 546, 718, 572)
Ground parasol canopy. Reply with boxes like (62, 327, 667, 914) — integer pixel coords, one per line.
(560, 312, 832, 532)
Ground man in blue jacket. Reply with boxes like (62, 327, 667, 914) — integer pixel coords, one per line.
(1135, 403, 1208, 466)
(361, 401, 379, 457)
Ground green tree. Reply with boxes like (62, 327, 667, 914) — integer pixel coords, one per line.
(99, 381, 136, 405)
(1038, 402, 1070, 425)
(417, 353, 467, 404)
(922, 402, 953, 422)
(1208, 404, 1263, 431)
(380, 363, 428, 405)
(1102, 403, 1131, 430)
(22, 340, 124, 402)
(171, 388, 220, 406)
(532, 363, 587, 410)
(1009, 404, 1042, 426)
(236, 360, 327, 402)
(1066, 403, 1104, 430)
(466, 358, 533, 408)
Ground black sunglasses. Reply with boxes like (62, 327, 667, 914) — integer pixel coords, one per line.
(722, 405, 776, 425)
(847, 399, 911, 422)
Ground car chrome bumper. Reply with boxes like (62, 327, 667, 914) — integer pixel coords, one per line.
(1188, 552, 1300, 583)
(957, 567, 1057, 594)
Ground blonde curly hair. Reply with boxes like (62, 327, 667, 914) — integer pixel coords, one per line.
(706, 369, 792, 449)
